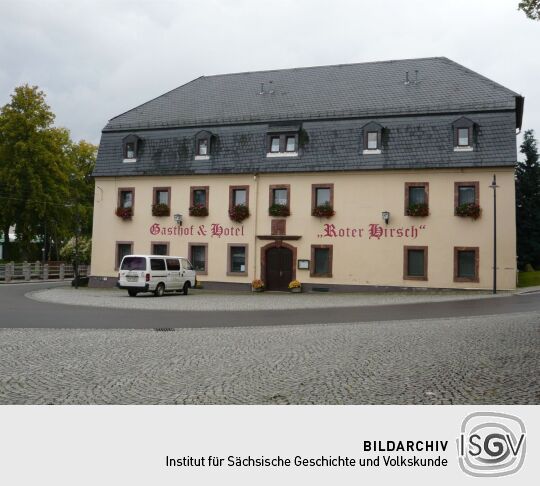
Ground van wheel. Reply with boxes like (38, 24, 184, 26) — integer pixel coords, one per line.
(182, 282, 190, 295)
(128, 289, 138, 297)
(154, 283, 165, 297)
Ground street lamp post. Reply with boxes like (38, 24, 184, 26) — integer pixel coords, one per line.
(73, 200, 81, 290)
(489, 174, 499, 294)
(42, 203, 47, 263)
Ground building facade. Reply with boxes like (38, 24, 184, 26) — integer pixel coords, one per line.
(90, 57, 524, 291)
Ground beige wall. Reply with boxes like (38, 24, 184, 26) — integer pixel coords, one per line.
(91, 167, 516, 289)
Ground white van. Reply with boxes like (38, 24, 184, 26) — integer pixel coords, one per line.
(117, 255, 196, 297)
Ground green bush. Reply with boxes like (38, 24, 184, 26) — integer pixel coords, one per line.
(59, 237, 92, 264)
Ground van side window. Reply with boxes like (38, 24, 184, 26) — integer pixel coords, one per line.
(150, 258, 166, 271)
(166, 259, 180, 271)
(181, 259, 193, 270)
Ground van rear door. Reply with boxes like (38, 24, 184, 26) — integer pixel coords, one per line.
(120, 256, 147, 285)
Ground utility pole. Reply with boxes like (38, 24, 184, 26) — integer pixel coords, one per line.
(74, 202, 80, 289)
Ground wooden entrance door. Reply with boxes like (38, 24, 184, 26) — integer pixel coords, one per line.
(265, 247, 293, 291)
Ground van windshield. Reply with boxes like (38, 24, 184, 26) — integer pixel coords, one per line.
(121, 257, 146, 271)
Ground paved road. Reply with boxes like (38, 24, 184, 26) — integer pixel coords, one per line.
(1, 283, 539, 404)
(1, 312, 538, 404)
(1, 282, 540, 328)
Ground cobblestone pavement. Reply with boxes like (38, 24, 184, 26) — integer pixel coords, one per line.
(1, 312, 538, 404)
(28, 286, 507, 311)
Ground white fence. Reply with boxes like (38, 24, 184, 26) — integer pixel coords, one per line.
(0, 262, 90, 282)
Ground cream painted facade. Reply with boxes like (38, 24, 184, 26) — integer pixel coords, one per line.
(91, 167, 516, 290)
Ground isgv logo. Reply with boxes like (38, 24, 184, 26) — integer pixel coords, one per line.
(457, 412, 526, 477)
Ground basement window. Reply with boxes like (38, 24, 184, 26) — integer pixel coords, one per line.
(454, 247, 479, 282)
(311, 245, 333, 278)
(404, 246, 428, 281)
(227, 244, 248, 276)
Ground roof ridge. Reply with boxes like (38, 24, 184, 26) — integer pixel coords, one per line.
(199, 56, 447, 79)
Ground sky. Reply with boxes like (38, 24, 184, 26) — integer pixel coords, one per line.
(1, 0, 539, 154)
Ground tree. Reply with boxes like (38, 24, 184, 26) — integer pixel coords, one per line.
(68, 140, 97, 237)
(0, 85, 96, 260)
(518, 0, 540, 20)
(516, 130, 540, 269)
(0, 85, 70, 258)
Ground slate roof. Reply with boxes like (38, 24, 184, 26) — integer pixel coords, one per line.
(94, 111, 516, 177)
(94, 57, 522, 177)
(104, 57, 520, 131)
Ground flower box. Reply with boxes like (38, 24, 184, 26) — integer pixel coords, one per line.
(152, 203, 170, 217)
(455, 203, 481, 220)
(312, 203, 335, 218)
(189, 204, 209, 217)
(251, 279, 264, 292)
(269, 204, 290, 217)
(406, 203, 429, 217)
(229, 204, 250, 223)
(115, 207, 133, 220)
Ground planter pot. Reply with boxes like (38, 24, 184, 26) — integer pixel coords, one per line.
(252, 288, 264, 292)
(290, 287, 302, 293)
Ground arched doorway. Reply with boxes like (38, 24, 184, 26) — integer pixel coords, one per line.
(261, 242, 296, 291)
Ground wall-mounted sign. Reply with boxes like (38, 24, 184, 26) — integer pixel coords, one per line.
(317, 223, 427, 240)
(150, 223, 244, 238)
(298, 259, 310, 270)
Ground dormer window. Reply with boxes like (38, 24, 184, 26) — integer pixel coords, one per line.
(266, 125, 300, 157)
(198, 138, 209, 156)
(285, 136, 296, 152)
(457, 128, 470, 147)
(194, 130, 214, 159)
(126, 142, 135, 159)
(122, 134, 140, 162)
(362, 122, 383, 154)
(452, 117, 475, 151)
(270, 136, 280, 153)
(367, 132, 378, 150)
